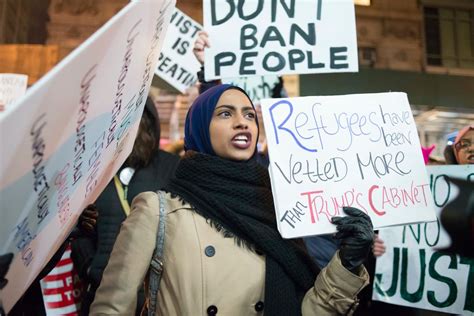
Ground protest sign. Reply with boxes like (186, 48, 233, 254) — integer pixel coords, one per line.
(373, 165, 474, 315)
(155, 7, 281, 101)
(0, 0, 175, 312)
(155, 8, 202, 93)
(223, 75, 280, 104)
(203, 0, 358, 80)
(0, 73, 28, 112)
(260, 93, 436, 238)
(40, 244, 83, 315)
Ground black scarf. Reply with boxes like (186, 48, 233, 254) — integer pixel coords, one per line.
(165, 152, 319, 315)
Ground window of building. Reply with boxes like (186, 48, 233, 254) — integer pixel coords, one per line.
(424, 6, 474, 69)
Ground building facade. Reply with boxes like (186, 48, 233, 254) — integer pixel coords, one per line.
(300, 0, 474, 158)
(1, 0, 473, 157)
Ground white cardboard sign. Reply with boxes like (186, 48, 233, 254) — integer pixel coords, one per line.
(373, 165, 474, 315)
(203, 0, 358, 80)
(0, 73, 28, 112)
(0, 0, 175, 312)
(155, 8, 202, 93)
(261, 93, 437, 238)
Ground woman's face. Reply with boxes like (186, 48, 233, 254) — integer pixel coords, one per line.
(456, 129, 474, 164)
(209, 89, 258, 161)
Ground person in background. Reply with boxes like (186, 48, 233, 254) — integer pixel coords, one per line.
(193, 26, 385, 271)
(194, 26, 386, 274)
(453, 125, 474, 165)
(71, 97, 179, 316)
(193, 31, 379, 315)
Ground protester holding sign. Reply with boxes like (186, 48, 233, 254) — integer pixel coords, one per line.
(90, 84, 374, 315)
(72, 97, 179, 315)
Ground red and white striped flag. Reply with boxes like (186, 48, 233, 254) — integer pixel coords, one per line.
(40, 244, 83, 315)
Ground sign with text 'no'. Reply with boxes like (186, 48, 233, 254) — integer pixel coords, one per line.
(0, 0, 175, 312)
(203, 0, 358, 80)
(373, 165, 473, 315)
(261, 93, 437, 238)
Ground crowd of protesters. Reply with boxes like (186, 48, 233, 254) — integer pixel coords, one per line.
(87, 33, 474, 315)
(1, 25, 473, 316)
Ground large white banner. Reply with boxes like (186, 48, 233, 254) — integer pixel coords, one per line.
(373, 165, 474, 315)
(155, 8, 202, 93)
(261, 93, 437, 238)
(203, 0, 358, 80)
(0, 0, 175, 312)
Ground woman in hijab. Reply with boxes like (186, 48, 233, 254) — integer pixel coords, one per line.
(90, 84, 373, 316)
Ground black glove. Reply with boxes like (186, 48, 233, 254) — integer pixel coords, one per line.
(332, 207, 374, 273)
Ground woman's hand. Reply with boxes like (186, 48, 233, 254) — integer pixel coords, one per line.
(372, 234, 386, 257)
(332, 207, 374, 273)
(193, 31, 210, 66)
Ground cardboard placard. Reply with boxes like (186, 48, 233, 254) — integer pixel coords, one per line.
(203, 0, 358, 80)
(155, 8, 202, 93)
(261, 93, 436, 238)
(373, 165, 474, 315)
(0, 73, 28, 112)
